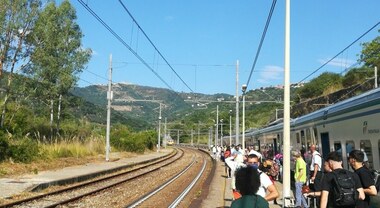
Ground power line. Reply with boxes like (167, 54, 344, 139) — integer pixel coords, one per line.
(83, 67, 108, 81)
(333, 79, 373, 104)
(246, 0, 278, 88)
(297, 20, 380, 84)
(117, 0, 194, 93)
(77, 0, 174, 91)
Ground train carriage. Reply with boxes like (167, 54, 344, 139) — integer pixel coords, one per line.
(250, 87, 380, 171)
(226, 87, 380, 171)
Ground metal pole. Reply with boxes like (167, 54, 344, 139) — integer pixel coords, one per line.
(283, 0, 293, 206)
(242, 92, 246, 150)
(191, 129, 194, 146)
(105, 54, 112, 162)
(276, 108, 278, 120)
(197, 121, 200, 145)
(235, 60, 240, 145)
(220, 120, 223, 146)
(216, 105, 219, 147)
(229, 112, 232, 146)
(157, 103, 162, 152)
(164, 117, 167, 148)
(177, 129, 179, 145)
(375, 66, 378, 88)
(210, 126, 213, 146)
(208, 127, 211, 148)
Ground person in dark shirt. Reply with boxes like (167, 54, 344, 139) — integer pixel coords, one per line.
(349, 150, 377, 208)
(230, 166, 269, 208)
(320, 151, 365, 208)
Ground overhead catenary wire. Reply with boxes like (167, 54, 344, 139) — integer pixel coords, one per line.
(297, 20, 380, 84)
(77, 0, 174, 91)
(245, 0, 278, 89)
(333, 78, 374, 104)
(83, 67, 108, 81)
(118, 0, 194, 93)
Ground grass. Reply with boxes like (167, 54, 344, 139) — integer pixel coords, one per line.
(0, 136, 106, 177)
(42, 136, 105, 159)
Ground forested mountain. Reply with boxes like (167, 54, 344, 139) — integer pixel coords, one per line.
(71, 83, 296, 133)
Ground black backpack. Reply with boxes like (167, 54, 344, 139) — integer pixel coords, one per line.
(331, 169, 358, 207)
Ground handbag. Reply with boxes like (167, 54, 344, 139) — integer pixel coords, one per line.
(302, 184, 310, 193)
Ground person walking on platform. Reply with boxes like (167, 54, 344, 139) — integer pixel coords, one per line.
(309, 144, 323, 206)
(231, 166, 269, 208)
(224, 146, 232, 178)
(225, 145, 245, 199)
(304, 160, 332, 207)
(349, 150, 377, 208)
(293, 151, 308, 208)
(246, 154, 279, 202)
(248, 145, 262, 162)
(320, 151, 365, 208)
(212, 145, 217, 160)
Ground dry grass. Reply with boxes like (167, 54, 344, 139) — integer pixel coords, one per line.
(0, 151, 142, 178)
(0, 137, 150, 178)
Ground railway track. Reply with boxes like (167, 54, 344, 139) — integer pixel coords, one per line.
(1, 148, 182, 208)
(1, 147, 213, 208)
(125, 147, 210, 208)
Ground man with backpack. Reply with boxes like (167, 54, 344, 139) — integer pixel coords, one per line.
(320, 151, 365, 208)
(348, 150, 377, 208)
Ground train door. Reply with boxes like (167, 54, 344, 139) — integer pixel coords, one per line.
(320, 132, 330, 159)
(273, 134, 281, 155)
(273, 138, 277, 155)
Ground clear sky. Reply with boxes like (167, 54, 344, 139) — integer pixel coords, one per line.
(67, 0, 380, 95)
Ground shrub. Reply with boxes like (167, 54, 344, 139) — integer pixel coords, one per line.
(9, 138, 40, 163)
(0, 133, 9, 162)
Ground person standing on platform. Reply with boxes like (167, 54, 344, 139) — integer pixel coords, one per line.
(225, 145, 245, 199)
(224, 146, 232, 178)
(246, 154, 279, 202)
(349, 150, 377, 208)
(303, 160, 333, 207)
(293, 151, 308, 208)
(248, 145, 262, 162)
(320, 151, 365, 208)
(231, 166, 269, 208)
(309, 145, 322, 186)
(212, 145, 217, 160)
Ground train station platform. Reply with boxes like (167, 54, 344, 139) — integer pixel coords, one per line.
(0, 149, 172, 199)
(201, 159, 284, 208)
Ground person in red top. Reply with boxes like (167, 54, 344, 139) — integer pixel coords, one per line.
(224, 146, 232, 178)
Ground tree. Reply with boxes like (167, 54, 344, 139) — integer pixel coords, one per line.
(26, 0, 91, 140)
(342, 67, 373, 88)
(360, 31, 380, 69)
(0, 0, 41, 127)
(295, 72, 342, 101)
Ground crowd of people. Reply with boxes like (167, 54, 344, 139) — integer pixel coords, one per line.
(210, 144, 378, 208)
(211, 144, 280, 208)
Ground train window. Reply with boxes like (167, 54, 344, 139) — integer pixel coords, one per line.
(346, 141, 355, 156)
(306, 129, 312, 149)
(306, 129, 311, 141)
(345, 141, 355, 170)
(313, 128, 319, 146)
(360, 140, 372, 169)
(334, 142, 343, 159)
(296, 133, 300, 144)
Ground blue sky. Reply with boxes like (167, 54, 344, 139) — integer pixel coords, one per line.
(67, 0, 380, 95)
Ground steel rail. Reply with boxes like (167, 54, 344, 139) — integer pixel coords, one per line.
(0, 148, 181, 208)
(168, 156, 207, 208)
(125, 154, 197, 208)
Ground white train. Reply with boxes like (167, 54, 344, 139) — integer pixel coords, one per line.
(227, 87, 380, 171)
